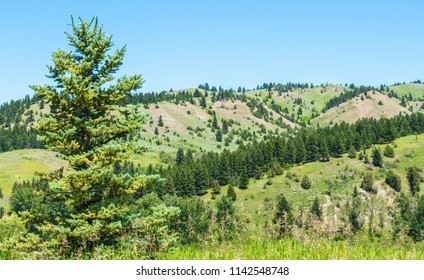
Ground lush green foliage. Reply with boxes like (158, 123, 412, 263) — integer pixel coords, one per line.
(2, 17, 178, 259)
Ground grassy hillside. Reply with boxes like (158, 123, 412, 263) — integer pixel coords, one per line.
(163, 133, 424, 259)
(0, 149, 68, 209)
(390, 83, 424, 99)
(313, 91, 408, 125)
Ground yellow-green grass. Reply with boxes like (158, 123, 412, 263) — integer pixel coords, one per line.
(313, 92, 407, 125)
(162, 235, 424, 260)
(390, 83, 424, 99)
(0, 149, 68, 208)
(165, 134, 424, 260)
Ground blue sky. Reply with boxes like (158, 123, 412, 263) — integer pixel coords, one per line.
(0, 0, 423, 103)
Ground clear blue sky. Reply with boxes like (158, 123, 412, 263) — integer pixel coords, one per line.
(0, 0, 423, 103)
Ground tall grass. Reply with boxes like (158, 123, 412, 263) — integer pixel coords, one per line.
(161, 235, 424, 260)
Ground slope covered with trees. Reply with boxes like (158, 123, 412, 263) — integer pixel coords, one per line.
(0, 18, 423, 260)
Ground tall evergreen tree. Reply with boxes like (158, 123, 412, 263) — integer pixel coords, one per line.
(239, 166, 249, 189)
(372, 147, 383, 167)
(227, 184, 237, 201)
(212, 113, 219, 129)
(360, 173, 375, 193)
(310, 197, 322, 220)
(158, 115, 164, 127)
(199, 95, 207, 109)
(215, 129, 223, 142)
(273, 194, 293, 238)
(29, 17, 176, 255)
(385, 170, 401, 192)
(176, 148, 185, 165)
(406, 166, 422, 196)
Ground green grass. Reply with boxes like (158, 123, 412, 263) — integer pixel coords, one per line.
(0, 149, 68, 208)
(390, 83, 424, 99)
(208, 134, 421, 230)
(161, 235, 424, 260)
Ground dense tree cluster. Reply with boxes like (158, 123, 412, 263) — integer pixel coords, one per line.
(159, 113, 424, 197)
(322, 86, 379, 112)
(0, 125, 42, 152)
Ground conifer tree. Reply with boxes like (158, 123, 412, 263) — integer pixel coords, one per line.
(29, 17, 177, 256)
(408, 195, 424, 242)
(311, 197, 322, 220)
(360, 173, 375, 193)
(239, 166, 249, 189)
(301, 175, 312, 190)
(406, 166, 422, 196)
(383, 145, 395, 158)
(199, 95, 207, 109)
(273, 194, 293, 238)
(227, 184, 237, 201)
(176, 148, 185, 165)
(212, 113, 219, 129)
(385, 170, 401, 192)
(348, 146, 357, 158)
(194, 163, 210, 195)
(215, 129, 223, 142)
(372, 147, 383, 167)
(158, 115, 164, 127)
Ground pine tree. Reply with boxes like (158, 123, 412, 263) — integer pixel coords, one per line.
(199, 95, 207, 109)
(319, 139, 330, 162)
(212, 113, 218, 129)
(146, 163, 153, 175)
(212, 179, 221, 195)
(408, 195, 424, 242)
(239, 166, 249, 189)
(360, 173, 375, 193)
(158, 115, 164, 127)
(406, 166, 422, 196)
(222, 119, 229, 134)
(385, 170, 401, 192)
(311, 197, 322, 220)
(194, 163, 210, 195)
(176, 148, 185, 165)
(273, 194, 293, 238)
(372, 147, 383, 167)
(154, 126, 159, 135)
(227, 184, 237, 201)
(301, 175, 312, 190)
(383, 145, 395, 158)
(215, 129, 222, 142)
(350, 186, 362, 232)
(29, 17, 176, 255)
(348, 146, 357, 158)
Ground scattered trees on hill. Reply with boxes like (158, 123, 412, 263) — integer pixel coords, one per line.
(360, 173, 375, 193)
(385, 170, 402, 192)
(383, 145, 395, 158)
(158, 115, 164, 127)
(372, 147, 383, 167)
(273, 194, 293, 238)
(301, 175, 312, 190)
(310, 197, 322, 220)
(406, 166, 422, 196)
(322, 86, 379, 112)
(162, 113, 424, 195)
